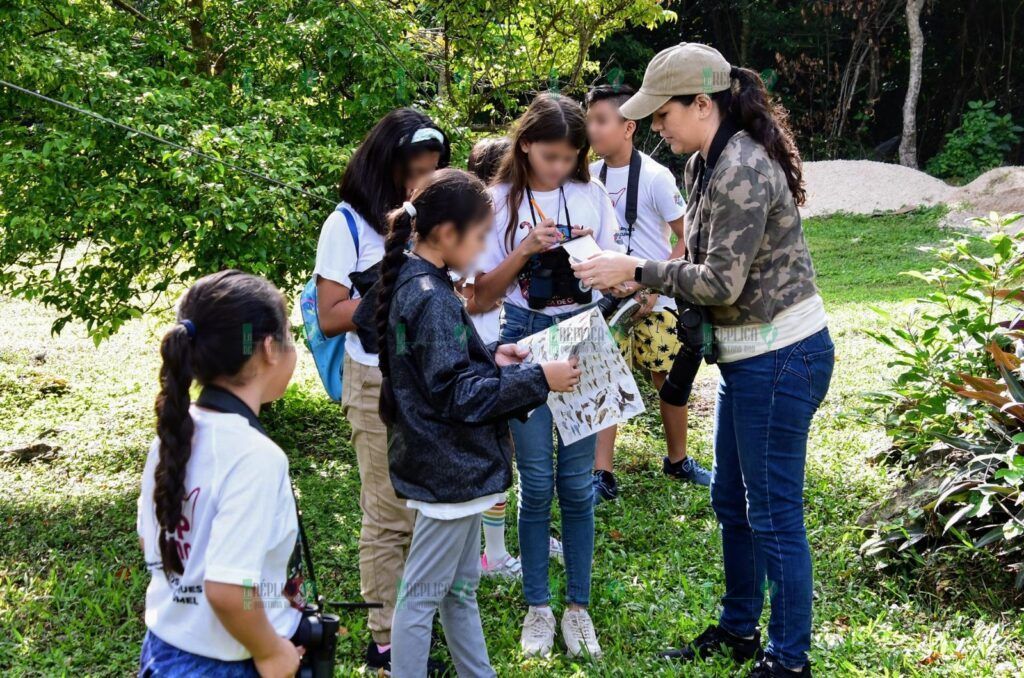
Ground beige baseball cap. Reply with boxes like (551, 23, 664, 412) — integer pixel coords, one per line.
(620, 43, 732, 120)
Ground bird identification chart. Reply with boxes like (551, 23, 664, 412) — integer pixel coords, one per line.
(517, 308, 644, 444)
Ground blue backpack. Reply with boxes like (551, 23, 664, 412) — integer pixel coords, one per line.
(300, 205, 359, 401)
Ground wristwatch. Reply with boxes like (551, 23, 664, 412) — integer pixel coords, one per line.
(634, 260, 646, 283)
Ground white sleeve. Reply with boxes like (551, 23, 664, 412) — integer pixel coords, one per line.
(205, 445, 290, 586)
(652, 169, 687, 222)
(591, 181, 625, 253)
(312, 211, 358, 289)
(137, 440, 158, 540)
(475, 192, 510, 275)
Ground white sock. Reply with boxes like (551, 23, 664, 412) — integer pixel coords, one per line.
(482, 500, 510, 563)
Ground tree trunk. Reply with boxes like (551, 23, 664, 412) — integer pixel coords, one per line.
(899, 0, 925, 168)
(188, 0, 213, 76)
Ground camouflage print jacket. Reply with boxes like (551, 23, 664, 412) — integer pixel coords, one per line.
(638, 128, 818, 326)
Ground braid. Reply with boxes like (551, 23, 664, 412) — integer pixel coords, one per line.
(153, 323, 195, 577)
(377, 209, 414, 425)
(148, 269, 289, 578)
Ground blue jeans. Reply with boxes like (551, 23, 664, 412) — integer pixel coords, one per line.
(500, 303, 596, 607)
(711, 327, 834, 669)
(139, 630, 258, 677)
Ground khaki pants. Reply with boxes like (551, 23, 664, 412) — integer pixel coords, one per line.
(341, 353, 415, 644)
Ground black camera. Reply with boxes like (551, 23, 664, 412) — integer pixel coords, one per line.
(292, 605, 340, 678)
(527, 226, 592, 310)
(659, 299, 717, 407)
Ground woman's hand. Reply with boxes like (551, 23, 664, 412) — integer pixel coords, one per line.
(253, 636, 303, 678)
(519, 218, 563, 256)
(541, 356, 581, 392)
(495, 343, 530, 366)
(571, 252, 643, 292)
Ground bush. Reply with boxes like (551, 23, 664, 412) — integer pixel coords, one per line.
(926, 101, 1022, 182)
(859, 213, 1024, 588)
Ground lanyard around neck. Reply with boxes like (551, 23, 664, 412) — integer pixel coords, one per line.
(525, 184, 571, 227)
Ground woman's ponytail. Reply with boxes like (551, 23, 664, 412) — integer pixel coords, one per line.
(153, 323, 196, 577)
(726, 66, 806, 205)
(376, 207, 414, 426)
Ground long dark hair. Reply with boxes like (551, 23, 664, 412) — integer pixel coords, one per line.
(673, 66, 805, 205)
(338, 108, 451, 234)
(467, 137, 510, 185)
(375, 168, 492, 425)
(153, 270, 288, 577)
(493, 93, 590, 250)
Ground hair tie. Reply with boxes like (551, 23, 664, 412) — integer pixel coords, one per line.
(402, 201, 417, 218)
(178, 319, 196, 339)
(729, 66, 740, 79)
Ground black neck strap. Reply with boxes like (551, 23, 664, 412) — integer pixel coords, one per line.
(525, 184, 571, 228)
(599, 147, 642, 255)
(195, 385, 320, 606)
(697, 118, 739, 196)
(689, 119, 739, 266)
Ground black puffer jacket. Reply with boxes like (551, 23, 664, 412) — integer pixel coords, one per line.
(386, 255, 550, 503)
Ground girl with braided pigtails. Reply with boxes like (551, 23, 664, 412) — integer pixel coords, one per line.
(375, 169, 580, 678)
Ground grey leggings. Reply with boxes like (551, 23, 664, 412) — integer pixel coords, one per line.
(390, 511, 495, 678)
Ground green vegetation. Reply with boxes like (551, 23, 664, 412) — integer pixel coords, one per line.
(926, 102, 1023, 182)
(2, 209, 1022, 676)
(858, 213, 1024, 589)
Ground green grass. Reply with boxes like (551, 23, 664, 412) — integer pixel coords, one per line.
(2, 208, 1023, 676)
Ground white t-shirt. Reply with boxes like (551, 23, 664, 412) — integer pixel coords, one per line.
(458, 272, 502, 346)
(313, 202, 386, 366)
(137, 406, 303, 661)
(590, 152, 686, 312)
(477, 179, 622, 316)
(407, 492, 506, 521)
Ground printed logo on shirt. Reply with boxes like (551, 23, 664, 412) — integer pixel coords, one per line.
(172, 486, 200, 565)
(674, 191, 685, 207)
(607, 187, 626, 208)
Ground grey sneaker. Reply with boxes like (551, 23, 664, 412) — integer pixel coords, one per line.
(561, 608, 602, 659)
(663, 456, 712, 487)
(521, 606, 556, 657)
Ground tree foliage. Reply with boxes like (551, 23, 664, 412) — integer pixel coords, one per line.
(0, 0, 671, 339)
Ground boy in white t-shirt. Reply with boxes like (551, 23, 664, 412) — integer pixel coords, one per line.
(585, 84, 712, 501)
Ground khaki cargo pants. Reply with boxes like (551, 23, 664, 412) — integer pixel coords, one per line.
(341, 353, 415, 645)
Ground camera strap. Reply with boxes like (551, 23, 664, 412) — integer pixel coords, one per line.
(195, 385, 321, 606)
(598, 147, 641, 255)
(688, 118, 739, 266)
(525, 184, 571, 228)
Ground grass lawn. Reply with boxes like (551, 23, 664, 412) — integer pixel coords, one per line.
(1, 207, 1022, 676)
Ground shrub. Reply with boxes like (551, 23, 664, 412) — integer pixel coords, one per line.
(926, 101, 1022, 182)
(859, 213, 1024, 588)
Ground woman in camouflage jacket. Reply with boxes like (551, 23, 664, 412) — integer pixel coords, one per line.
(574, 43, 835, 678)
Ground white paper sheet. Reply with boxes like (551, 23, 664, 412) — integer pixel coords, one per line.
(516, 308, 645, 444)
(560, 234, 603, 263)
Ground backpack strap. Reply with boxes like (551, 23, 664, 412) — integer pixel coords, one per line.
(337, 204, 360, 257)
(599, 148, 643, 255)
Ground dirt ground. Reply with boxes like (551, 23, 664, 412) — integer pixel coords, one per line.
(801, 160, 1024, 229)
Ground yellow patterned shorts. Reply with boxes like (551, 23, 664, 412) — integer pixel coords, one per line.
(614, 309, 681, 373)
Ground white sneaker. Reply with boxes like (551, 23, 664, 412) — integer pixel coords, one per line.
(480, 552, 522, 579)
(520, 606, 556, 657)
(548, 536, 564, 564)
(561, 608, 602, 659)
